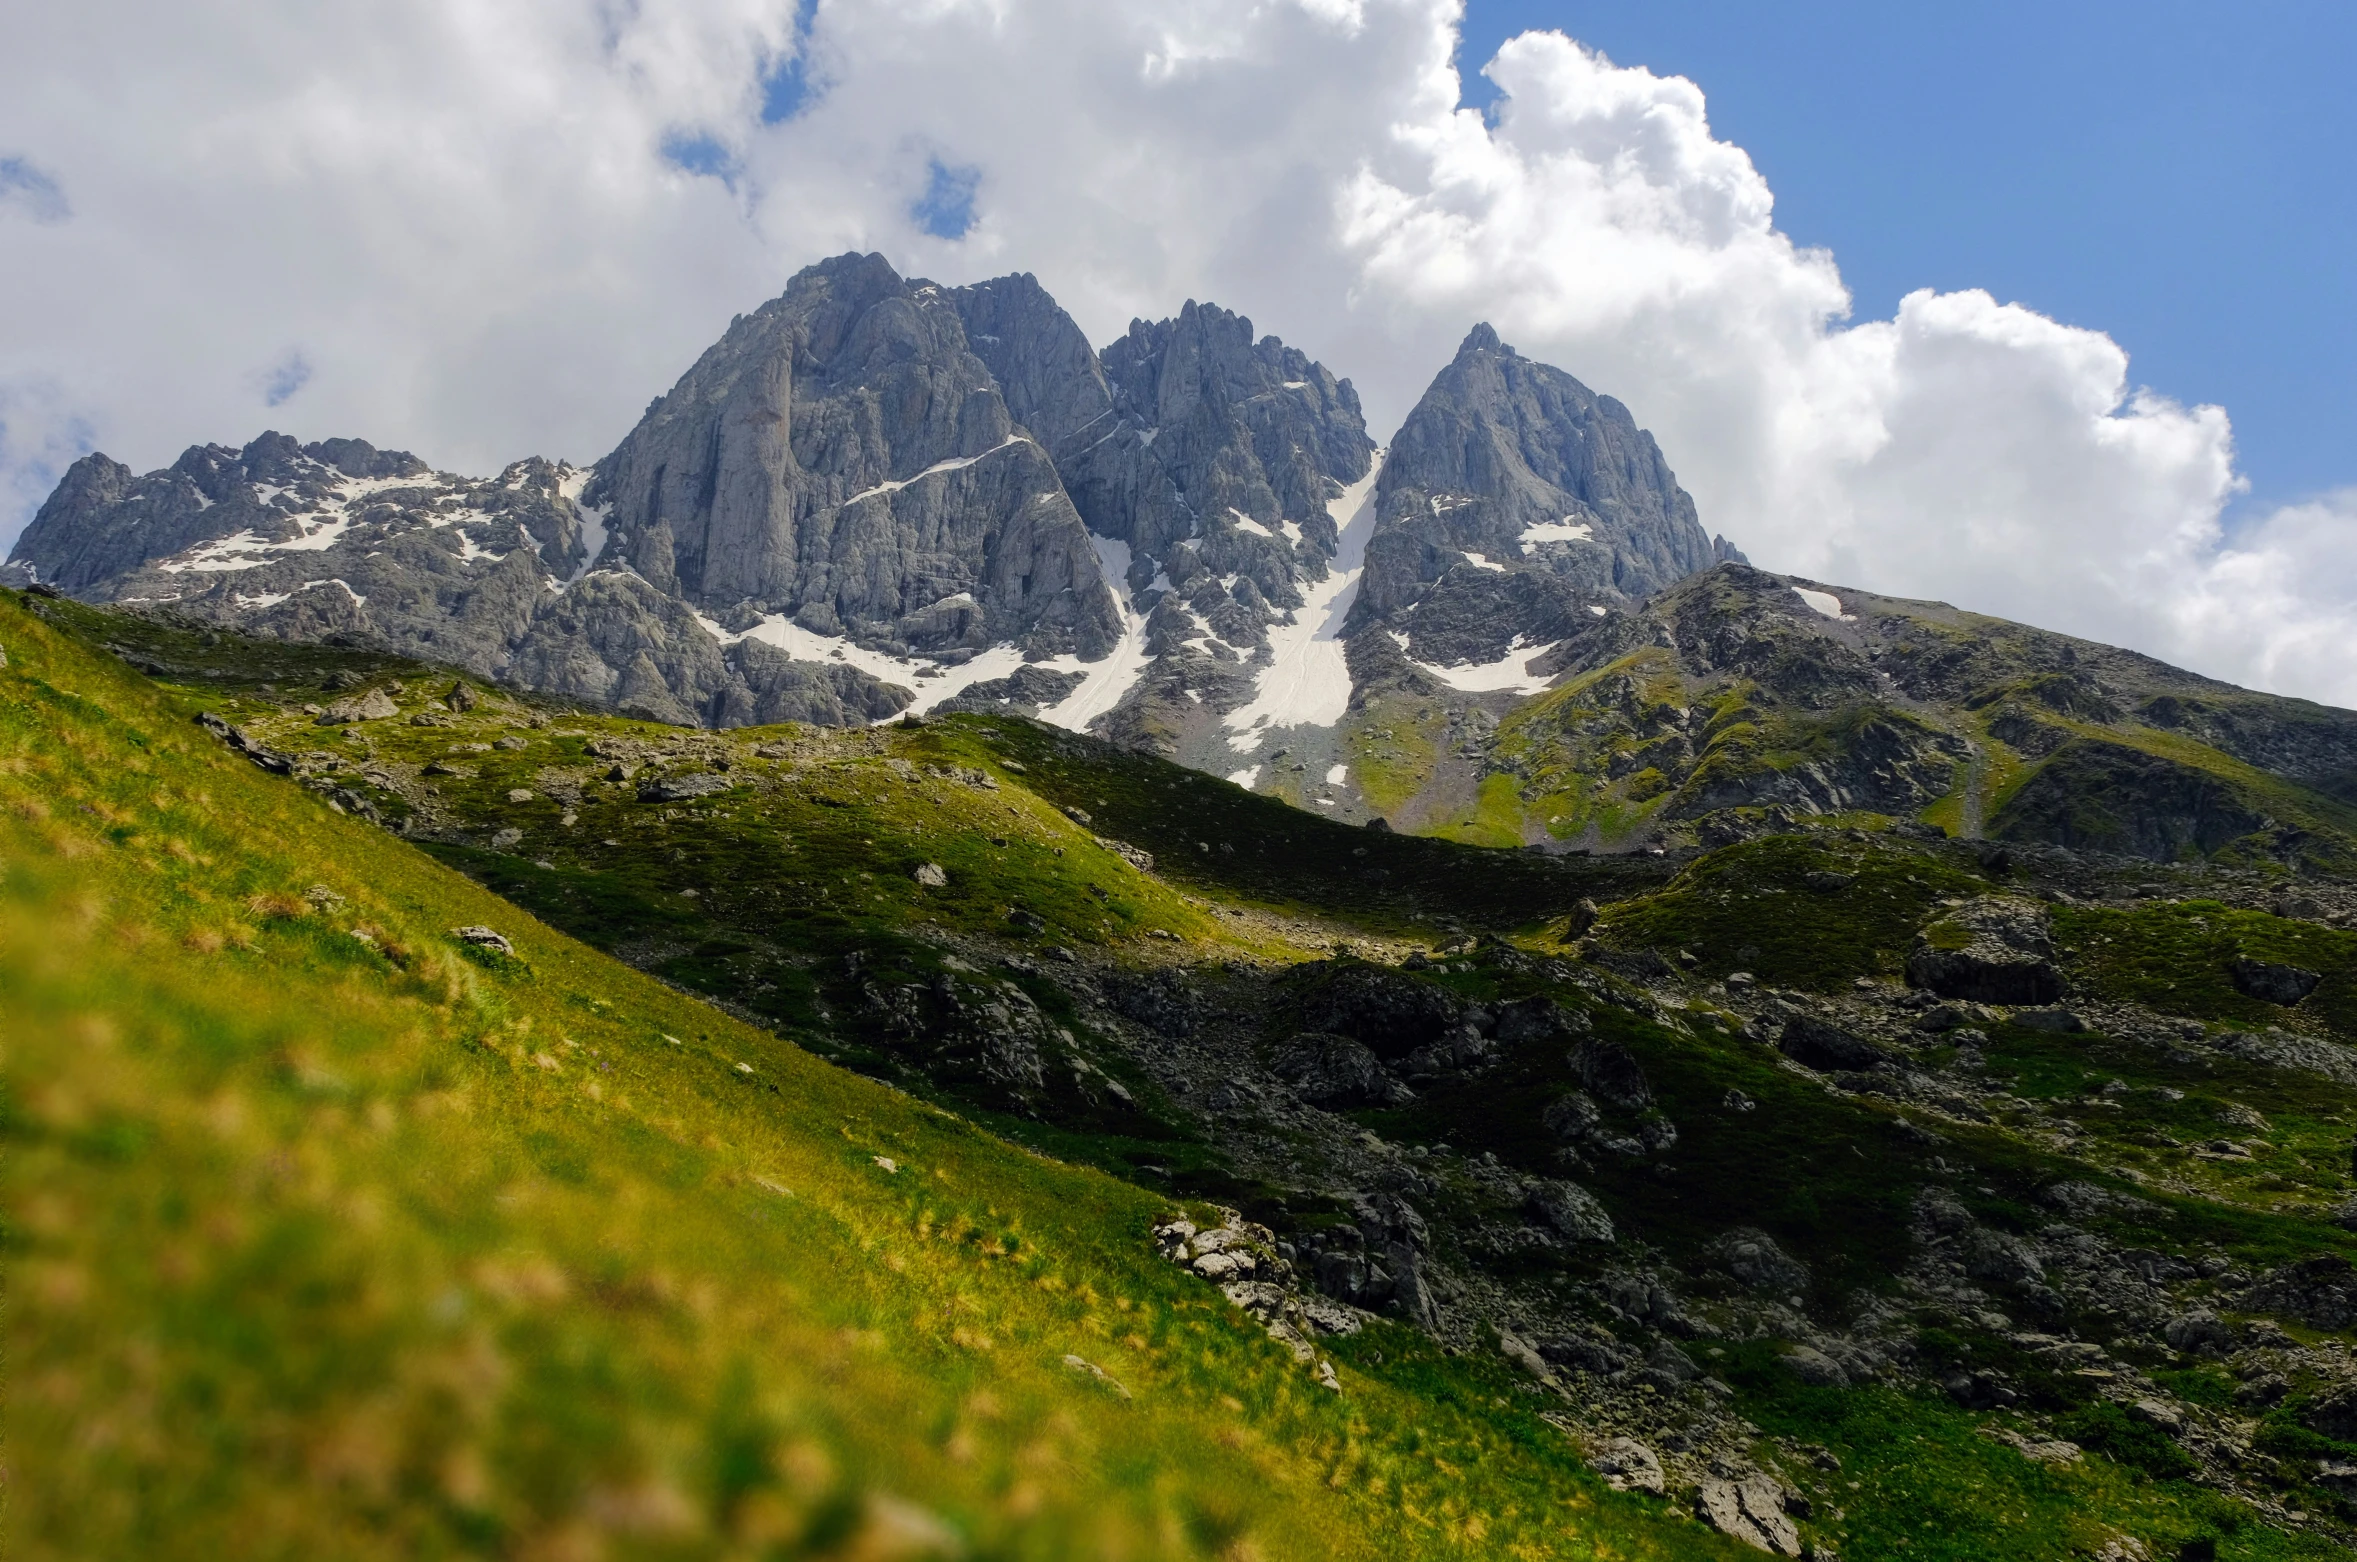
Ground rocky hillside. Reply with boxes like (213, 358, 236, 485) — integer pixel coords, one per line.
(8, 255, 1727, 785)
(1327, 562, 2357, 874)
(31, 585, 2357, 1561)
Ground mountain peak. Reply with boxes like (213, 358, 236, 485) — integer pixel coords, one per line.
(1458, 321, 1507, 357)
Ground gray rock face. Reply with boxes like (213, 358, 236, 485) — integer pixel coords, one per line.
(1080, 300, 1374, 563)
(637, 772, 734, 803)
(1353, 324, 1719, 665)
(1525, 1177, 1615, 1243)
(591, 252, 1121, 662)
(12, 256, 1739, 777)
(2242, 1255, 2357, 1331)
(19, 437, 591, 679)
(1694, 1470, 1802, 1555)
(1588, 1437, 1666, 1496)
(1296, 964, 1464, 1060)
(1568, 1037, 1653, 1109)
(13, 432, 435, 595)
(953, 281, 1378, 748)
(1711, 1227, 1811, 1295)
(1778, 1015, 1893, 1073)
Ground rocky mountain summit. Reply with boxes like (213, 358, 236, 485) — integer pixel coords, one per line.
(591, 253, 1120, 664)
(20, 255, 2357, 887)
(10, 253, 1717, 774)
(1355, 322, 1735, 666)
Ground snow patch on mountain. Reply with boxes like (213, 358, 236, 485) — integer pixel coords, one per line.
(1038, 535, 1161, 732)
(1221, 451, 1384, 750)
(1792, 586, 1850, 621)
(839, 436, 1031, 509)
(1520, 518, 1595, 551)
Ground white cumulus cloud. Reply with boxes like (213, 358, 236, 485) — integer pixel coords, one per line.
(1, 0, 2349, 704)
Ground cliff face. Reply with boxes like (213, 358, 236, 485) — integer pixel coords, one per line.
(591, 253, 1122, 662)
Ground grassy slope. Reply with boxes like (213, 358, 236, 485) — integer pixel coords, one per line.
(0, 592, 1741, 1560)
(15, 594, 2357, 1558)
(1594, 835, 1991, 989)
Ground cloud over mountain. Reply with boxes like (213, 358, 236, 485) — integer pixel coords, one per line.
(2, 0, 2349, 701)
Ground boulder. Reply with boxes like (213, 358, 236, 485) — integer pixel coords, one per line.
(1536, 1327, 1635, 1376)
(316, 688, 399, 724)
(1694, 1471, 1802, 1556)
(913, 862, 948, 887)
(1959, 1227, 2046, 1287)
(1493, 994, 1584, 1045)
(2161, 1309, 2234, 1356)
(638, 772, 734, 802)
(1588, 1437, 1666, 1497)
(1524, 1178, 1615, 1243)
(1497, 1330, 1560, 1387)
(1907, 897, 2064, 1005)
(1644, 1341, 1700, 1388)
(1568, 1037, 1653, 1109)
(1271, 1031, 1414, 1107)
(2304, 1387, 2357, 1442)
(1779, 1345, 1849, 1388)
(2229, 956, 2321, 1006)
(1943, 1369, 2018, 1410)
(1710, 1227, 1811, 1295)
(1777, 1015, 1890, 1072)
(449, 925, 515, 956)
(1542, 1090, 1603, 1140)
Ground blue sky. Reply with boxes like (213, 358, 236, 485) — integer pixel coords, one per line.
(1462, 0, 2356, 516)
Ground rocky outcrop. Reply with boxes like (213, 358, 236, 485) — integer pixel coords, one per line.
(1153, 1211, 1350, 1388)
(504, 571, 910, 727)
(1778, 1015, 1893, 1073)
(1270, 1030, 1415, 1106)
(2242, 1256, 2357, 1331)
(1693, 1467, 1803, 1556)
(1907, 897, 2064, 1005)
(1990, 739, 2274, 862)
